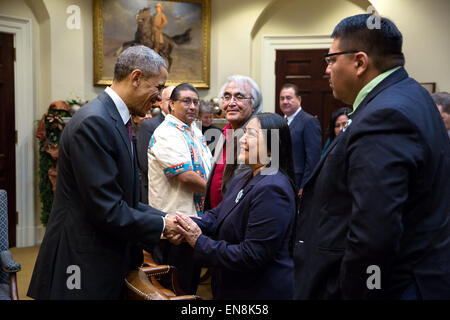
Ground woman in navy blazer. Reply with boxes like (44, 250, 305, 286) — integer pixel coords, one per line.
(175, 113, 297, 300)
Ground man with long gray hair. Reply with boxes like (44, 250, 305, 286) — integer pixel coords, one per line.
(203, 75, 263, 211)
(28, 46, 180, 299)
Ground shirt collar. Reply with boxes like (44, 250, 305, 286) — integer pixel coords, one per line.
(286, 106, 302, 125)
(104, 86, 130, 125)
(166, 114, 190, 131)
(350, 66, 401, 115)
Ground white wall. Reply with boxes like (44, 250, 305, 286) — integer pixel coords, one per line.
(42, 0, 103, 103)
(371, 0, 450, 92)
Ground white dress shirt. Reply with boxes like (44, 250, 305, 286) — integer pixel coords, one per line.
(285, 107, 302, 126)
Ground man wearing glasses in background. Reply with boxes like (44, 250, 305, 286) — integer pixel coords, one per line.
(147, 83, 212, 294)
(294, 14, 450, 300)
(203, 75, 263, 211)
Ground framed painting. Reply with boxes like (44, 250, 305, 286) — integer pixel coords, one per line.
(420, 82, 436, 94)
(93, 0, 210, 88)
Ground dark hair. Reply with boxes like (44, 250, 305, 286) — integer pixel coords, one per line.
(431, 92, 450, 114)
(255, 113, 298, 257)
(170, 83, 198, 101)
(169, 83, 199, 112)
(113, 45, 166, 82)
(328, 107, 352, 142)
(281, 83, 300, 97)
(255, 113, 297, 191)
(331, 14, 404, 72)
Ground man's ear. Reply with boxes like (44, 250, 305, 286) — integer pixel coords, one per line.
(130, 69, 142, 88)
(355, 52, 369, 76)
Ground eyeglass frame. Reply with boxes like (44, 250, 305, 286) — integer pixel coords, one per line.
(324, 50, 361, 65)
(174, 97, 200, 107)
(221, 93, 253, 103)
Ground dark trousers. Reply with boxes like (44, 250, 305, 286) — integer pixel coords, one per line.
(152, 239, 201, 295)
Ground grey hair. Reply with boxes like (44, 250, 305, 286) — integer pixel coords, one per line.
(114, 45, 167, 81)
(218, 75, 263, 113)
(431, 92, 450, 113)
(199, 100, 213, 115)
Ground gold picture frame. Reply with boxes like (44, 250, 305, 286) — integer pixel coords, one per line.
(420, 82, 436, 94)
(93, 0, 210, 88)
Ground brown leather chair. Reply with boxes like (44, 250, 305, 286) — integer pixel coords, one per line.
(124, 250, 201, 300)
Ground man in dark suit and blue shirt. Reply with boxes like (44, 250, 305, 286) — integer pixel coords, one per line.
(28, 46, 180, 300)
(279, 83, 322, 195)
(294, 14, 450, 300)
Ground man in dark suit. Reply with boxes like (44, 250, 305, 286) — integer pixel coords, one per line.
(294, 14, 450, 300)
(279, 83, 322, 194)
(28, 46, 180, 300)
(136, 85, 174, 204)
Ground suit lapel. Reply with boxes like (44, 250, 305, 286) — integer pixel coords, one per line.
(212, 134, 226, 164)
(98, 92, 136, 199)
(158, 113, 165, 125)
(289, 109, 304, 129)
(133, 150, 139, 206)
(215, 173, 265, 229)
(304, 130, 344, 187)
(205, 134, 225, 196)
(98, 92, 134, 162)
(349, 67, 409, 120)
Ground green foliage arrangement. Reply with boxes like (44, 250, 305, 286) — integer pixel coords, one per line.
(37, 106, 72, 225)
(38, 141, 55, 226)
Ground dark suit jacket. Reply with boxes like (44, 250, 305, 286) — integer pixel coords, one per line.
(294, 67, 450, 300)
(28, 92, 165, 300)
(136, 114, 165, 204)
(289, 110, 322, 188)
(194, 170, 296, 300)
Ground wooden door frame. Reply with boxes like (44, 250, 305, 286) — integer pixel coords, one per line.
(260, 35, 333, 113)
(0, 15, 36, 247)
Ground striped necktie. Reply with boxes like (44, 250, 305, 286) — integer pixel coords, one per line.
(126, 119, 132, 143)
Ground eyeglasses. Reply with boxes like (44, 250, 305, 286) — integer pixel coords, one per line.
(176, 98, 199, 107)
(221, 93, 252, 103)
(324, 50, 360, 65)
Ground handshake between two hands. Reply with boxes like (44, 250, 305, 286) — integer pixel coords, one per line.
(163, 212, 201, 247)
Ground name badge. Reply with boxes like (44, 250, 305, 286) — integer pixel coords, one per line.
(343, 119, 352, 132)
(235, 189, 244, 203)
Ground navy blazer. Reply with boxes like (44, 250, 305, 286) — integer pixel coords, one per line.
(193, 169, 296, 300)
(136, 114, 165, 203)
(28, 92, 166, 299)
(289, 110, 322, 188)
(294, 67, 450, 299)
